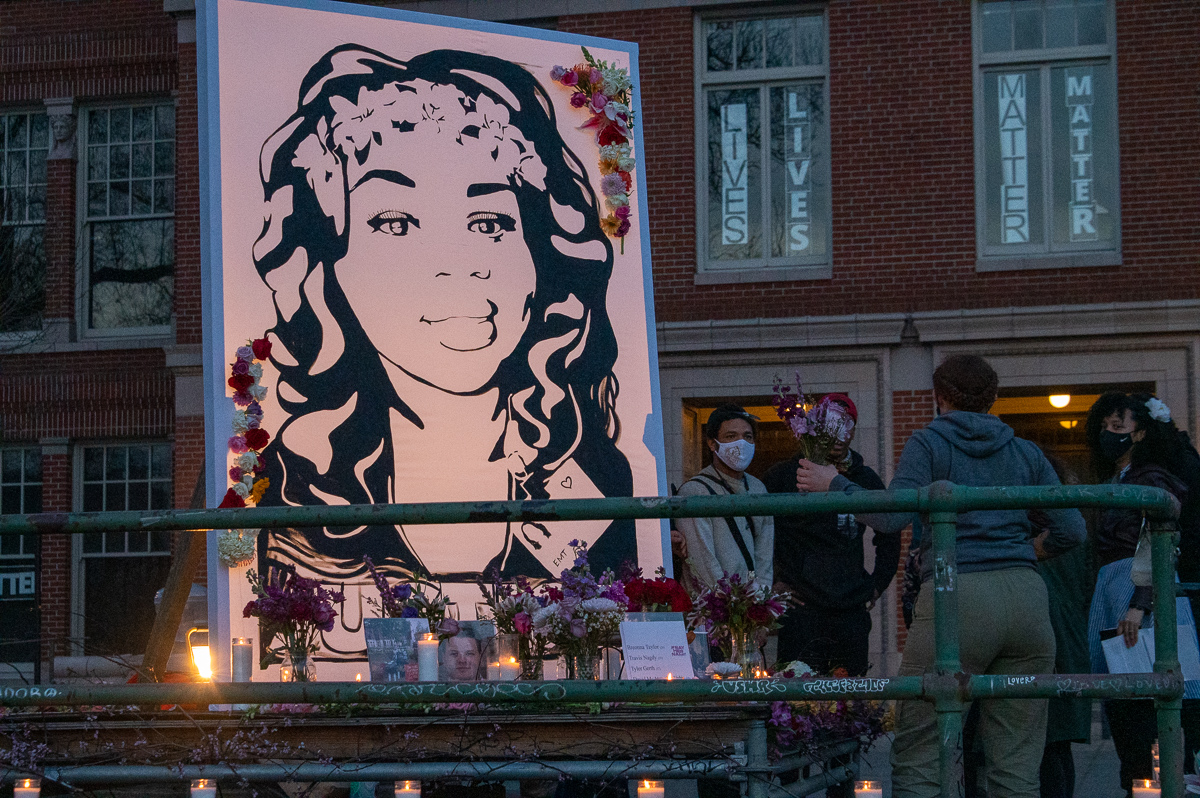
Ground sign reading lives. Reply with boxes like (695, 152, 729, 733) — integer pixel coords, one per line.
(619, 620, 695, 680)
(198, 0, 667, 681)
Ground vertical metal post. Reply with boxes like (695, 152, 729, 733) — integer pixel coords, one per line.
(1151, 518, 1185, 797)
(744, 719, 769, 798)
(928, 480, 963, 798)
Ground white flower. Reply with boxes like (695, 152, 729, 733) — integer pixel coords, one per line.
(706, 662, 743, 678)
(532, 604, 559, 628)
(232, 481, 251, 499)
(600, 67, 632, 95)
(217, 529, 256, 567)
(249, 384, 268, 401)
(231, 410, 249, 434)
(237, 452, 260, 471)
(780, 660, 814, 677)
(581, 597, 619, 613)
(605, 192, 629, 209)
(1147, 397, 1172, 423)
(249, 362, 263, 380)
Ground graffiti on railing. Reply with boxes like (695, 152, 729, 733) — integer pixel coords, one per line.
(709, 679, 788, 696)
(359, 682, 570, 701)
(1, 686, 59, 699)
(799, 679, 890, 696)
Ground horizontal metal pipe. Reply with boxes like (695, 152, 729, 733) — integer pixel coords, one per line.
(0, 671, 1182, 709)
(15, 760, 736, 786)
(0, 483, 1177, 537)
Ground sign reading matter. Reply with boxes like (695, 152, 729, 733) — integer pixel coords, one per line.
(198, 0, 668, 680)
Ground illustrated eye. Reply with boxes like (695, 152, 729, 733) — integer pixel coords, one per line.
(467, 211, 517, 242)
(368, 210, 419, 236)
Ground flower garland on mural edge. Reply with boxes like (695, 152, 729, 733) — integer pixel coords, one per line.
(550, 47, 637, 252)
(217, 336, 272, 568)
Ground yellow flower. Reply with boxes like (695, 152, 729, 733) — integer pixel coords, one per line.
(599, 155, 619, 174)
(249, 477, 270, 505)
(600, 214, 621, 237)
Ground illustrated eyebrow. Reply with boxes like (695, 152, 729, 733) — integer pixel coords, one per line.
(352, 169, 416, 191)
(466, 183, 512, 198)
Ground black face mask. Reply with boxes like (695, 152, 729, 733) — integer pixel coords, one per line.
(1099, 429, 1133, 461)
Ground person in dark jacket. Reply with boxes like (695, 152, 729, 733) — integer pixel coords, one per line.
(764, 393, 898, 676)
(796, 355, 1086, 798)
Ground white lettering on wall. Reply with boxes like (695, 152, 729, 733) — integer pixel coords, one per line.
(720, 103, 748, 245)
(0, 571, 35, 598)
(998, 74, 1029, 244)
(1066, 68, 1097, 241)
(786, 90, 811, 253)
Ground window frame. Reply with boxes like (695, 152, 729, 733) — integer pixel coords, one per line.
(971, 0, 1122, 272)
(693, 6, 834, 285)
(70, 441, 174, 654)
(0, 107, 50, 339)
(0, 445, 42, 674)
(75, 100, 177, 339)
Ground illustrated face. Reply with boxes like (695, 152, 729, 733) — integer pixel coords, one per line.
(337, 107, 539, 394)
(445, 635, 481, 681)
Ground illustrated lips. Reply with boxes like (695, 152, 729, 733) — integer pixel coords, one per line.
(421, 305, 498, 352)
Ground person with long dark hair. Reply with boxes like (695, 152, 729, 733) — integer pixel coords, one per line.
(1085, 392, 1200, 792)
(250, 45, 634, 661)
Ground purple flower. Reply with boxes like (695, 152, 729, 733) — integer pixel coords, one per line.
(401, 606, 419, 619)
(589, 68, 603, 85)
(614, 205, 631, 220)
(231, 359, 250, 376)
(616, 219, 631, 237)
(589, 91, 608, 114)
(570, 618, 587, 638)
(550, 65, 568, 82)
(229, 466, 245, 482)
(235, 345, 254, 361)
(439, 618, 460, 637)
(228, 435, 249, 454)
(560, 70, 579, 87)
(514, 611, 532, 635)
(600, 173, 626, 197)
(570, 92, 588, 108)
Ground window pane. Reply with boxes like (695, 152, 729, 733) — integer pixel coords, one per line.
(110, 108, 130, 143)
(770, 84, 828, 260)
(1077, 0, 1106, 45)
(151, 444, 171, 479)
(151, 481, 170, 510)
(127, 480, 147, 510)
(151, 530, 173, 552)
(155, 105, 175, 139)
(105, 483, 125, 511)
(23, 450, 40, 482)
(89, 219, 174, 329)
(105, 529, 125, 552)
(128, 529, 148, 551)
(82, 532, 102, 553)
(154, 178, 174, 214)
(132, 179, 152, 215)
(1050, 64, 1116, 247)
(706, 89, 762, 263)
(0, 225, 46, 332)
(88, 110, 108, 145)
(1012, 2, 1044, 50)
(82, 484, 103, 513)
(735, 19, 764, 70)
(982, 2, 1012, 53)
(765, 18, 793, 69)
(0, 528, 18, 555)
(109, 144, 130, 181)
(132, 107, 153, 142)
(83, 448, 104, 481)
(106, 447, 127, 480)
(154, 141, 174, 176)
(1046, 0, 1075, 48)
(23, 485, 41, 514)
(6, 115, 26, 148)
(0, 486, 18, 517)
(29, 113, 48, 148)
(795, 15, 825, 66)
(128, 446, 149, 480)
(982, 69, 1044, 247)
(1, 450, 19, 482)
(87, 146, 107, 181)
(706, 21, 733, 72)
(132, 143, 153, 179)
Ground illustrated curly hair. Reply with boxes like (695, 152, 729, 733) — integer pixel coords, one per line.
(932, 354, 999, 413)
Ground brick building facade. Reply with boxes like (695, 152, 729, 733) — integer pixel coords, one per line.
(0, 0, 1196, 680)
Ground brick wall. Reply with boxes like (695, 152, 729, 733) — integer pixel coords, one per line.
(37, 452, 72, 663)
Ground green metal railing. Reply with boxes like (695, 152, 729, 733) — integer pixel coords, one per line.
(0, 482, 1187, 797)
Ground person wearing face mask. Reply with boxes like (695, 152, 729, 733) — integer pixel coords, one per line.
(675, 405, 774, 592)
(763, 393, 895, 679)
(1084, 392, 1200, 793)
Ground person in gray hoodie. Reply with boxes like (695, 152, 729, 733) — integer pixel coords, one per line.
(796, 354, 1086, 798)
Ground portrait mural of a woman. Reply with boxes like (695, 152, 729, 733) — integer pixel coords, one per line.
(243, 44, 641, 662)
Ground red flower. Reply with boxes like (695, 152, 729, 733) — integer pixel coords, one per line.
(252, 337, 272, 360)
(619, 171, 633, 191)
(747, 605, 772, 624)
(244, 428, 271, 451)
(597, 124, 627, 147)
(228, 373, 254, 391)
(219, 488, 245, 509)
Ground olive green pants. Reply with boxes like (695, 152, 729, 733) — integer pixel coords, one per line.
(891, 567, 1056, 798)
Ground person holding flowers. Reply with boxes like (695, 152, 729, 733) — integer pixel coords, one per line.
(675, 404, 774, 591)
(763, 390, 897, 678)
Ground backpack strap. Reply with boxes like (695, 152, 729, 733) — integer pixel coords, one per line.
(687, 474, 756, 574)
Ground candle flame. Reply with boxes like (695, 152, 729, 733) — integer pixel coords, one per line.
(355, 673, 363, 682)
(666, 673, 673, 681)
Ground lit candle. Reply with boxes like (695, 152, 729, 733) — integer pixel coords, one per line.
(500, 656, 519, 681)
(14, 778, 40, 798)
(1131, 779, 1160, 798)
(395, 780, 421, 798)
(666, 673, 674, 681)
(279, 664, 293, 682)
(417, 633, 439, 682)
(854, 781, 883, 798)
(191, 779, 218, 798)
(487, 660, 502, 680)
(232, 637, 253, 683)
(637, 780, 664, 798)
(355, 673, 363, 682)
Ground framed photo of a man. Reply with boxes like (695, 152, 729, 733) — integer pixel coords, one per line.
(199, 0, 666, 680)
(438, 621, 495, 683)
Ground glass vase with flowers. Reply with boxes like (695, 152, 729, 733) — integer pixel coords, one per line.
(479, 571, 551, 679)
(364, 557, 461, 640)
(243, 567, 344, 682)
(689, 572, 788, 678)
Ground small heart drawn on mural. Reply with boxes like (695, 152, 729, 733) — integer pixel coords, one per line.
(561, 476, 573, 490)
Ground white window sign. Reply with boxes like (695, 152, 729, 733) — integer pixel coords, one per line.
(720, 103, 748, 245)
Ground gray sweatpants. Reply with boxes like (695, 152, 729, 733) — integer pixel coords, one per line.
(891, 567, 1055, 798)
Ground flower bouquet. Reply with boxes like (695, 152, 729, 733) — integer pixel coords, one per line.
(768, 663, 890, 757)
(772, 374, 855, 466)
(217, 337, 273, 567)
(530, 540, 628, 679)
(364, 557, 460, 640)
(689, 572, 788, 678)
(479, 571, 550, 679)
(622, 566, 693, 614)
(243, 567, 344, 681)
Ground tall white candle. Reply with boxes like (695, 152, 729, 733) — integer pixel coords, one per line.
(854, 782, 883, 798)
(14, 777, 40, 798)
(232, 637, 253, 682)
(1131, 779, 1160, 798)
(417, 633, 439, 682)
(191, 779, 218, 798)
(499, 656, 519, 681)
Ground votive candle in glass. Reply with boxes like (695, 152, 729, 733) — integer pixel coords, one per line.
(854, 781, 883, 798)
(417, 633, 439, 682)
(14, 777, 41, 798)
(232, 636, 253, 682)
(637, 781, 664, 798)
(395, 780, 422, 798)
(1131, 780, 1161, 798)
(191, 779, 218, 798)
